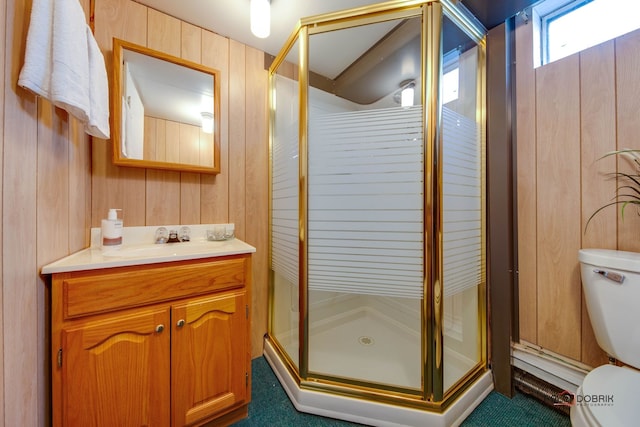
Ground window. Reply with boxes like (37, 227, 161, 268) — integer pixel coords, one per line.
(442, 68, 459, 105)
(442, 49, 459, 105)
(535, 0, 640, 65)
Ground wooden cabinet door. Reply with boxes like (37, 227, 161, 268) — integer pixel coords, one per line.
(171, 291, 248, 427)
(59, 307, 171, 427)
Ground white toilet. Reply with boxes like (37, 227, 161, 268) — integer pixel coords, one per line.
(575, 249, 640, 426)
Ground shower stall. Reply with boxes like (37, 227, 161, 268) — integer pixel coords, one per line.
(266, 1, 491, 425)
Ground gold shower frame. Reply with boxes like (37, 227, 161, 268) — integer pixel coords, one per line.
(267, 0, 487, 410)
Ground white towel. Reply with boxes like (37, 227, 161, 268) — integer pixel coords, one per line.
(17, 0, 54, 98)
(18, 0, 110, 139)
(84, 26, 110, 139)
(50, 0, 90, 124)
(121, 96, 129, 158)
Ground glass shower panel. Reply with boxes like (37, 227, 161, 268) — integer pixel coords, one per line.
(306, 16, 424, 389)
(440, 15, 484, 392)
(270, 40, 301, 368)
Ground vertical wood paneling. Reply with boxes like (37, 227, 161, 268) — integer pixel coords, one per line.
(36, 103, 69, 264)
(179, 22, 202, 225)
(180, 172, 202, 224)
(514, 20, 537, 344)
(245, 46, 269, 356)
(35, 102, 69, 427)
(158, 120, 169, 160)
(4, 0, 92, 424)
(147, 9, 180, 56)
(92, 0, 147, 226)
(579, 41, 616, 368)
(166, 121, 180, 161)
(4, 0, 39, 425)
(143, 117, 158, 160)
(535, 55, 582, 360)
(229, 40, 247, 239)
(615, 30, 640, 252)
(516, 26, 640, 367)
(179, 124, 199, 165)
(201, 31, 230, 223)
(145, 10, 182, 226)
(0, 0, 6, 414)
(180, 22, 201, 62)
(68, 117, 92, 252)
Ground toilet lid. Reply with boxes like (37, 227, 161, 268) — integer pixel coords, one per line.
(581, 364, 640, 426)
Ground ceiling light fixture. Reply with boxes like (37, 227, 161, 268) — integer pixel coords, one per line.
(250, 0, 271, 39)
(400, 81, 415, 108)
(201, 112, 214, 134)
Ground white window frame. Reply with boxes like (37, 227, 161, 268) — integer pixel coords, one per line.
(533, 0, 640, 67)
(539, 0, 589, 65)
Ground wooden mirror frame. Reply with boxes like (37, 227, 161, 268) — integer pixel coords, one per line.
(112, 38, 221, 174)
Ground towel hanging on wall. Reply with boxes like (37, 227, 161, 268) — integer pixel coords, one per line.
(18, 0, 110, 139)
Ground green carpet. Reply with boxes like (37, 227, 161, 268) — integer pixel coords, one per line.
(232, 357, 571, 426)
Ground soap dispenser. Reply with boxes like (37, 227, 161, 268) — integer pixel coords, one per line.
(102, 209, 123, 247)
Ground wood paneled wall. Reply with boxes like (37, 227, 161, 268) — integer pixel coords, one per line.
(92, 0, 269, 360)
(1, 0, 268, 425)
(143, 117, 214, 167)
(516, 22, 640, 367)
(3, 1, 93, 425)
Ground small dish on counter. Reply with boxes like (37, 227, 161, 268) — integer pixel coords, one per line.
(207, 225, 235, 241)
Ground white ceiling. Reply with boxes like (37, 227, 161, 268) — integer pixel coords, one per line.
(134, 0, 387, 58)
(127, 0, 395, 123)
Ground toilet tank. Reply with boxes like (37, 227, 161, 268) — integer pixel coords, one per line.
(578, 249, 640, 369)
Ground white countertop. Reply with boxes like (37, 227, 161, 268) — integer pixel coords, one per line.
(41, 224, 256, 274)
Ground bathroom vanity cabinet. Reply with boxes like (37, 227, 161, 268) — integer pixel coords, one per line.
(48, 253, 252, 427)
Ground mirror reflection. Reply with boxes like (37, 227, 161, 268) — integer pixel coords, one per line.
(112, 38, 220, 174)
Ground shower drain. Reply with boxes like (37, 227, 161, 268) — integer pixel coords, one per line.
(358, 336, 375, 346)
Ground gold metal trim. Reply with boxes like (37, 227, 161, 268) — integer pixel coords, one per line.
(422, 1, 445, 403)
(267, 0, 489, 410)
(440, 364, 489, 409)
(476, 34, 489, 369)
(301, 0, 431, 27)
(266, 333, 490, 412)
(307, 371, 423, 397)
(298, 25, 310, 381)
(306, 9, 422, 36)
(266, 335, 303, 384)
(269, 22, 303, 75)
(267, 68, 276, 335)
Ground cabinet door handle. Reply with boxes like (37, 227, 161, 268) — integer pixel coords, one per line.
(176, 319, 186, 328)
(155, 324, 165, 333)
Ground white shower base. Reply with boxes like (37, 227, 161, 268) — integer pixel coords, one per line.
(277, 296, 479, 390)
(309, 305, 422, 388)
(264, 338, 493, 427)
(266, 299, 493, 426)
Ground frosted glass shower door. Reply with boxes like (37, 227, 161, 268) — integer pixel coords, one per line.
(306, 107, 424, 389)
(270, 69, 300, 368)
(304, 15, 425, 390)
(441, 18, 485, 392)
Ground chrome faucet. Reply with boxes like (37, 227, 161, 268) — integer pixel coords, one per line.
(167, 230, 180, 243)
(155, 226, 191, 243)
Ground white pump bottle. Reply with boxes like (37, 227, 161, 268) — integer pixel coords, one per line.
(101, 208, 123, 247)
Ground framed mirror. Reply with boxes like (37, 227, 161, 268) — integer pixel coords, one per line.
(112, 38, 220, 174)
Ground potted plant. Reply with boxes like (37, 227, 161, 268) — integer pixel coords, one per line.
(586, 149, 640, 230)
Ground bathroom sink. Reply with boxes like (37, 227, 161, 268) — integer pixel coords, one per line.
(40, 224, 255, 274)
(101, 240, 225, 259)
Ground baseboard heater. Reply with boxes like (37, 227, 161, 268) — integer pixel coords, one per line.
(512, 367, 570, 415)
(510, 342, 589, 416)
